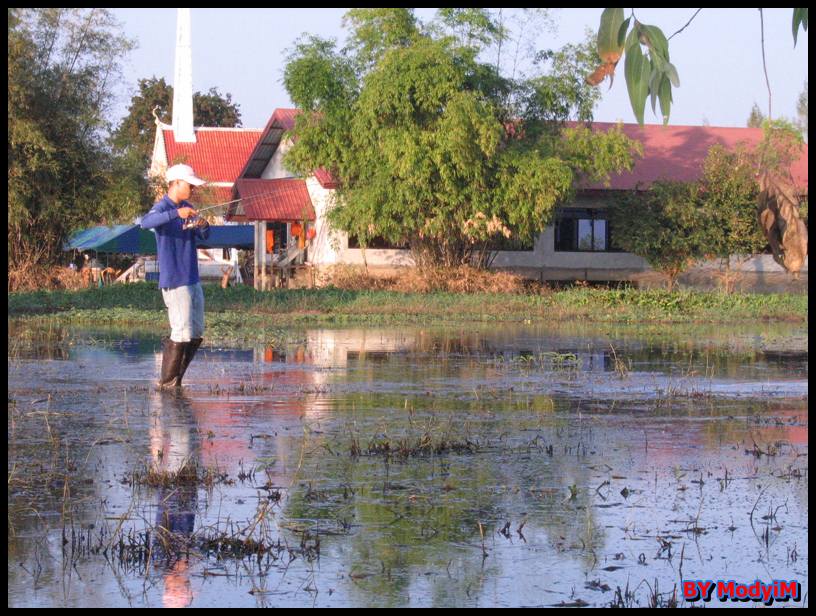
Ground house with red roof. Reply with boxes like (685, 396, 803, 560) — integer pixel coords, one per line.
(223, 111, 807, 288)
(154, 9, 807, 289)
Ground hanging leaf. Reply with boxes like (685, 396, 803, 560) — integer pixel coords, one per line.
(617, 17, 631, 48)
(665, 62, 680, 87)
(641, 24, 670, 60)
(792, 8, 808, 46)
(625, 23, 639, 52)
(597, 8, 626, 63)
(649, 64, 661, 113)
(625, 42, 650, 125)
(586, 9, 627, 87)
(586, 62, 617, 87)
(658, 75, 672, 125)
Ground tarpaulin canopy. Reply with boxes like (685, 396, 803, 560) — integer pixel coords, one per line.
(197, 225, 254, 249)
(64, 224, 157, 254)
(64, 224, 255, 253)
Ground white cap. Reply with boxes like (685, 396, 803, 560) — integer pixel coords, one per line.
(166, 163, 206, 186)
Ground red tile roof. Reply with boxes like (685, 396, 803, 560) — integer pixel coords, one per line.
(231, 178, 316, 222)
(270, 108, 298, 132)
(313, 168, 339, 189)
(163, 128, 262, 184)
(572, 122, 808, 191)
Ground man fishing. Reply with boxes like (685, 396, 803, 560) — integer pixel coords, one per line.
(141, 164, 211, 389)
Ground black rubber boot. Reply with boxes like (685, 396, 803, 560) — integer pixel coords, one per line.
(176, 337, 203, 386)
(158, 337, 186, 389)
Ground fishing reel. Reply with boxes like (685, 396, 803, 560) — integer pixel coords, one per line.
(182, 215, 209, 231)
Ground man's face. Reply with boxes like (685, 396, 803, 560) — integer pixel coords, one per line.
(176, 180, 194, 202)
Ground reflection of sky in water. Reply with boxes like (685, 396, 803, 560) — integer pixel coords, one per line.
(8, 324, 808, 607)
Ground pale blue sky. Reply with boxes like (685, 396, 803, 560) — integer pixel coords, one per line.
(109, 8, 808, 130)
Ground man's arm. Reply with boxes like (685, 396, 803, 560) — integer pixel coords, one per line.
(141, 203, 178, 230)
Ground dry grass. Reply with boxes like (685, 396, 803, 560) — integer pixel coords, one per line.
(8, 262, 86, 293)
(125, 460, 231, 489)
(321, 264, 539, 295)
(320, 264, 396, 291)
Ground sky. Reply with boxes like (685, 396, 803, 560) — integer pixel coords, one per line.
(108, 8, 808, 131)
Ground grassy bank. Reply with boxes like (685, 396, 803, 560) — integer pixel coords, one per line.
(8, 282, 808, 335)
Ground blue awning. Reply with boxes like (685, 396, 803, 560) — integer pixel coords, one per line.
(63, 225, 157, 254)
(197, 225, 254, 249)
(64, 224, 254, 253)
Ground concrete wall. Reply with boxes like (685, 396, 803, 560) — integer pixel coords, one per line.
(261, 139, 295, 180)
(305, 178, 342, 265)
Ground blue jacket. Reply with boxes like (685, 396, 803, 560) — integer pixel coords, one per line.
(140, 195, 210, 289)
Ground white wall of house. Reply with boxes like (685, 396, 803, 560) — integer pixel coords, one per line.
(149, 122, 169, 184)
(333, 196, 648, 276)
(336, 227, 650, 277)
(262, 140, 296, 179)
(305, 177, 342, 265)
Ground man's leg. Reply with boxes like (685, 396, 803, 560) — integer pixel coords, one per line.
(177, 283, 205, 386)
(158, 337, 186, 388)
(159, 286, 194, 388)
(162, 285, 194, 343)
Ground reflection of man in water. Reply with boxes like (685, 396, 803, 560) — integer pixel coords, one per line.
(148, 391, 199, 608)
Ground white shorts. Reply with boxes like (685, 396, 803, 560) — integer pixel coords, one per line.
(161, 283, 205, 342)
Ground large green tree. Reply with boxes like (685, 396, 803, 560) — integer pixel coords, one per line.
(283, 9, 641, 268)
(8, 8, 136, 269)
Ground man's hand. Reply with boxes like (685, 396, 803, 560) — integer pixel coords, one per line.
(178, 206, 197, 219)
(195, 218, 210, 231)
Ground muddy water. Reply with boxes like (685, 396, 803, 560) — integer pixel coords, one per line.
(8, 322, 808, 607)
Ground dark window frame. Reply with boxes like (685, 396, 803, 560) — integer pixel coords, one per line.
(554, 208, 624, 253)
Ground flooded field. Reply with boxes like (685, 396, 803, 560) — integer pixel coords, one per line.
(8, 321, 808, 607)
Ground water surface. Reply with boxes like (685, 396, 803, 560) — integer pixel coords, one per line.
(8, 322, 808, 607)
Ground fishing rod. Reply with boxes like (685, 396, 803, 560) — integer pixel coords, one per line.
(181, 187, 318, 229)
(191, 185, 325, 212)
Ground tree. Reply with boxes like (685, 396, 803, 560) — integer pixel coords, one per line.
(283, 9, 641, 268)
(520, 32, 604, 124)
(8, 8, 137, 270)
(747, 103, 765, 128)
(610, 181, 706, 291)
(697, 145, 766, 292)
(796, 81, 807, 141)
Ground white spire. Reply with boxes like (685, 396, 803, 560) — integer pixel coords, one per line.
(172, 8, 196, 143)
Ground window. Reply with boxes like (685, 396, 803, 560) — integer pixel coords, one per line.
(554, 208, 620, 252)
